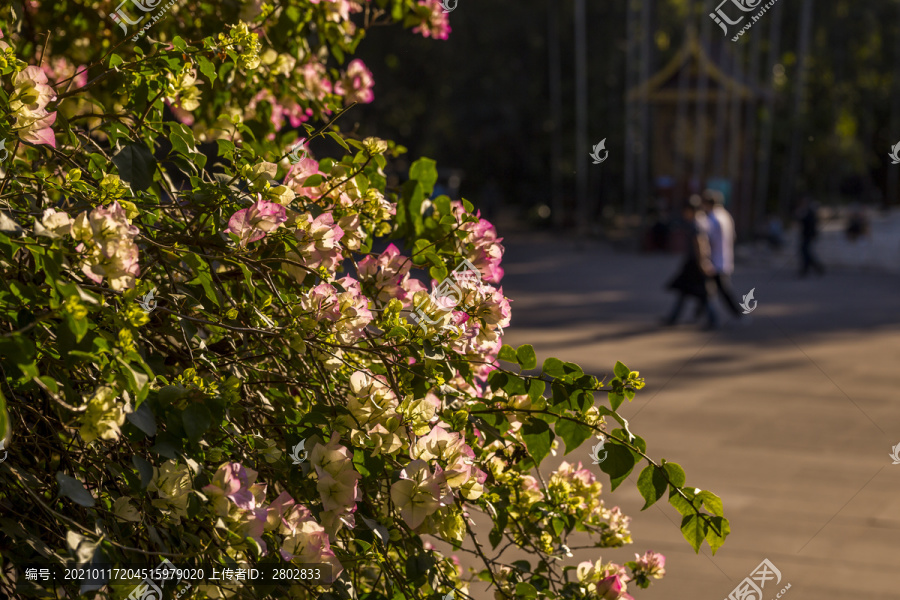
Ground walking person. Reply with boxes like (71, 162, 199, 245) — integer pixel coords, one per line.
(701, 190, 745, 320)
(663, 196, 718, 329)
(795, 196, 825, 277)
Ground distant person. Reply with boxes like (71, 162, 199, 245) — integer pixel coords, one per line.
(845, 203, 870, 242)
(796, 196, 825, 277)
(663, 196, 718, 329)
(701, 190, 745, 320)
(766, 215, 784, 251)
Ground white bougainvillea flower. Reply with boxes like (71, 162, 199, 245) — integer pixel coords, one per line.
(391, 459, 442, 529)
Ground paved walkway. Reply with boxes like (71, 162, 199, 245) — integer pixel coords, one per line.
(490, 234, 900, 600)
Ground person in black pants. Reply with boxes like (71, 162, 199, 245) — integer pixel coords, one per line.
(664, 196, 718, 329)
(796, 197, 825, 277)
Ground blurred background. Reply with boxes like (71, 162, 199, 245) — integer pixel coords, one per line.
(348, 1, 900, 598)
(351, 0, 900, 257)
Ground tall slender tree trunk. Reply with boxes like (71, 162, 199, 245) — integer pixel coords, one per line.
(779, 0, 814, 221)
(624, 0, 637, 217)
(728, 40, 745, 217)
(675, 2, 695, 189)
(548, 0, 564, 227)
(637, 0, 652, 221)
(739, 25, 762, 237)
(693, 13, 712, 188)
(754, 1, 784, 225)
(574, 0, 589, 231)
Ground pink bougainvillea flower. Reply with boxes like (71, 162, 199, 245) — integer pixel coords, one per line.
(285, 156, 323, 199)
(71, 201, 141, 291)
(412, 0, 452, 40)
(631, 550, 666, 579)
(202, 462, 263, 513)
(289, 212, 344, 272)
(335, 59, 374, 105)
(357, 243, 426, 305)
(595, 574, 634, 600)
(9, 66, 58, 147)
(225, 196, 288, 245)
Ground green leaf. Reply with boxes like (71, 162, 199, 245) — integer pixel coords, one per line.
(302, 173, 324, 187)
(56, 473, 95, 507)
(521, 419, 553, 466)
(598, 442, 638, 491)
(526, 378, 546, 403)
(516, 344, 537, 370)
(608, 389, 626, 411)
(126, 402, 157, 437)
(663, 462, 686, 487)
(409, 157, 438, 196)
(182, 403, 212, 445)
(497, 344, 518, 364)
(198, 56, 217, 83)
(116, 356, 150, 402)
(108, 54, 124, 68)
(326, 130, 350, 151)
(697, 490, 725, 517)
(613, 361, 630, 379)
(172, 35, 187, 51)
(515, 583, 538, 599)
(705, 516, 730, 554)
(554, 418, 592, 454)
(132, 455, 154, 489)
(680, 514, 706, 553)
(637, 465, 668, 510)
(542, 357, 566, 378)
(111, 143, 157, 192)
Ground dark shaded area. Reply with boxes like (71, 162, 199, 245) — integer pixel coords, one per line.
(350, 1, 900, 237)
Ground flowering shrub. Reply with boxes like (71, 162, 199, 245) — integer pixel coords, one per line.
(0, 1, 728, 599)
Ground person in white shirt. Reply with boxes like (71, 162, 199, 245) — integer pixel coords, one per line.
(701, 190, 744, 319)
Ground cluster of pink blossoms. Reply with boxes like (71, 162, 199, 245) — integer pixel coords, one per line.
(225, 195, 288, 245)
(300, 278, 373, 344)
(34, 202, 141, 291)
(9, 65, 57, 147)
(202, 462, 343, 581)
(334, 58, 375, 105)
(576, 551, 666, 600)
(310, 433, 362, 535)
(413, 0, 452, 40)
(357, 243, 426, 306)
(452, 200, 505, 283)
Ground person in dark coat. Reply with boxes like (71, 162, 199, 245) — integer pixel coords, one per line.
(796, 197, 825, 277)
(663, 196, 718, 329)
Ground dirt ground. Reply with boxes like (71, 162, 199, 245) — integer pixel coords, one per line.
(460, 233, 900, 600)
